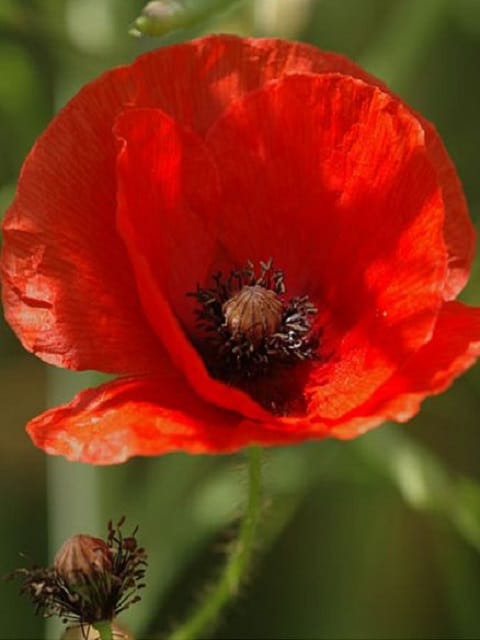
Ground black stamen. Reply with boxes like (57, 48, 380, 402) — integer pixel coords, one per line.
(188, 259, 319, 385)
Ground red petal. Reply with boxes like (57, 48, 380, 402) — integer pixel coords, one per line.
(206, 73, 447, 416)
(131, 35, 340, 134)
(114, 107, 273, 422)
(131, 35, 474, 297)
(1, 67, 163, 373)
(27, 374, 306, 464)
(421, 130, 475, 299)
(26, 302, 480, 463)
(329, 301, 480, 438)
(116, 245, 271, 423)
(114, 107, 220, 331)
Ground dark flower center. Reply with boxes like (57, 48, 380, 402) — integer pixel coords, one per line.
(189, 259, 319, 389)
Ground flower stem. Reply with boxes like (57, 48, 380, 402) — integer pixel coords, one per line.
(167, 446, 263, 640)
(92, 621, 114, 640)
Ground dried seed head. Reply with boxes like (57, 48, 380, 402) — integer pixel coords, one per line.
(222, 285, 283, 347)
(54, 535, 113, 586)
(8, 519, 147, 627)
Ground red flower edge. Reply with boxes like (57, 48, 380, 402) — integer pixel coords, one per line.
(1, 35, 479, 464)
(26, 301, 480, 464)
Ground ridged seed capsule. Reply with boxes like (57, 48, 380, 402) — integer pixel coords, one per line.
(222, 285, 283, 347)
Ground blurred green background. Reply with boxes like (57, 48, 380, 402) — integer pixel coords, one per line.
(1, 1, 480, 638)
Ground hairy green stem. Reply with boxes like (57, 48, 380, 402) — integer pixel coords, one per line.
(167, 446, 263, 640)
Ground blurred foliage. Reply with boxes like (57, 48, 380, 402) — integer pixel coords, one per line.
(1, 1, 480, 639)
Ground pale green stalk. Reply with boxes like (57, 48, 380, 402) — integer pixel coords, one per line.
(46, 370, 103, 640)
(93, 621, 114, 640)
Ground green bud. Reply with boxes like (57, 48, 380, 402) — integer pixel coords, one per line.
(129, 0, 241, 38)
(129, 1, 187, 37)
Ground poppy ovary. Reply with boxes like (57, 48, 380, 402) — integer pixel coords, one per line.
(222, 284, 284, 348)
(54, 535, 113, 587)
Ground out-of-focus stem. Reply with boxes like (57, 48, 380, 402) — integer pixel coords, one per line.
(46, 370, 103, 640)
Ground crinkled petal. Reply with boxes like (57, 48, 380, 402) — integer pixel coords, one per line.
(131, 35, 341, 134)
(420, 130, 475, 299)
(114, 107, 220, 332)
(114, 107, 271, 422)
(1, 66, 163, 373)
(26, 374, 308, 464)
(131, 34, 474, 297)
(115, 249, 270, 423)
(328, 301, 480, 438)
(26, 301, 480, 462)
(2, 34, 472, 374)
(206, 73, 447, 418)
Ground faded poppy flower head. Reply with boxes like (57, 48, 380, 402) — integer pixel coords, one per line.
(8, 518, 147, 626)
(1, 35, 479, 464)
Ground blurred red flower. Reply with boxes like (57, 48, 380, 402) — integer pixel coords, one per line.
(2, 35, 479, 464)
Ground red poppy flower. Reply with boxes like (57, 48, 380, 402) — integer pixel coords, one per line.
(2, 35, 480, 464)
